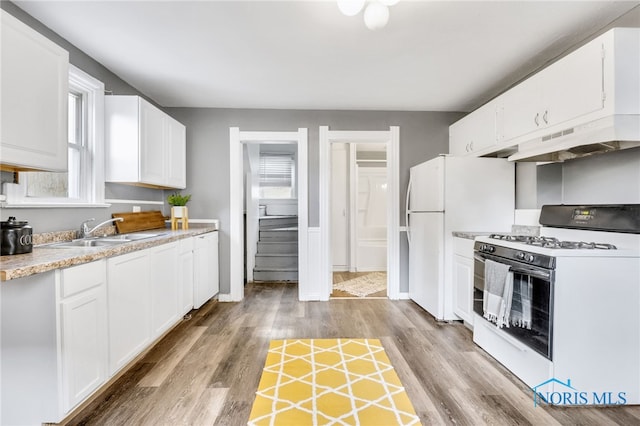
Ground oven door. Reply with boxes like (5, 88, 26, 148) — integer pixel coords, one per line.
(473, 252, 554, 360)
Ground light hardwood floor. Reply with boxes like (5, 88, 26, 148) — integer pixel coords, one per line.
(64, 282, 640, 425)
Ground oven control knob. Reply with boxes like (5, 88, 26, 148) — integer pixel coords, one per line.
(489, 246, 495, 253)
(527, 254, 535, 262)
(517, 252, 525, 260)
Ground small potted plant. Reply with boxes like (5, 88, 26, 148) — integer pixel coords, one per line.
(167, 192, 191, 218)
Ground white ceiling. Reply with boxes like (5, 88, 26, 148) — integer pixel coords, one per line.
(14, 0, 640, 112)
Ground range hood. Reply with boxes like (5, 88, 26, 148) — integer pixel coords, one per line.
(508, 114, 640, 162)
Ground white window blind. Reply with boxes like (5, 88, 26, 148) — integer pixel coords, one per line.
(259, 154, 293, 187)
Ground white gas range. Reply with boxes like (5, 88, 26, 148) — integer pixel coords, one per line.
(472, 204, 640, 406)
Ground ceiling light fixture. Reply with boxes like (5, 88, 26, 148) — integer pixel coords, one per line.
(337, 0, 366, 17)
(337, 0, 398, 30)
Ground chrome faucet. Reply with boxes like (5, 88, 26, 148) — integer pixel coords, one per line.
(80, 217, 124, 238)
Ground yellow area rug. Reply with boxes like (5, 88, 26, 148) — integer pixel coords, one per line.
(248, 339, 421, 426)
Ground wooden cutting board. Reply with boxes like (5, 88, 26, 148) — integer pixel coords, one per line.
(112, 211, 167, 233)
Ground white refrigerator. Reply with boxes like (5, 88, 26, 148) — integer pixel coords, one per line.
(406, 155, 515, 321)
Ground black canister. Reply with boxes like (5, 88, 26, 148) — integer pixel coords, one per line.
(1, 217, 33, 255)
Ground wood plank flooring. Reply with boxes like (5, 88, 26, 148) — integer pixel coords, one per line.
(63, 282, 640, 425)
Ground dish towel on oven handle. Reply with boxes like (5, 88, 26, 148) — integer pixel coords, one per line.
(511, 276, 532, 329)
(483, 259, 514, 328)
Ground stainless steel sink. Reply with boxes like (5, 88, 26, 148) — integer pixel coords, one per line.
(45, 238, 127, 248)
(43, 232, 168, 248)
(100, 232, 167, 242)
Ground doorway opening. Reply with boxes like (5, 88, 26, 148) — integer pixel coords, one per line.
(330, 142, 388, 298)
(228, 129, 308, 302)
(245, 144, 299, 284)
(319, 127, 400, 301)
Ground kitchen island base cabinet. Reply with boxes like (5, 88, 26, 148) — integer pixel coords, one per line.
(0, 260, 108, 425)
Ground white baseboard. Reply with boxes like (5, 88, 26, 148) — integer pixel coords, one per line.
(397, 292, 410, 300)
(217, 293, 240, 302)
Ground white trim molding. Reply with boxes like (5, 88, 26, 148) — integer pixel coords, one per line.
(319, 126, 401, 301)
(105, 199, 164, 205)
(229, 128, 309, 302)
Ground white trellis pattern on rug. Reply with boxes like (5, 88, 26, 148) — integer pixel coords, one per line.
(248, 338, 421, 426)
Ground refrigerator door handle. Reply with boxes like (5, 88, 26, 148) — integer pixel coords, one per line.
(405, 177, 412, 246)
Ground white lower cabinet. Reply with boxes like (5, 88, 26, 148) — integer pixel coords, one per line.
(58, 260, 108, 413)
(107, 250, 151, 376)
(149, 242, 179, 338)
(179, 237, 195, 315)
(0, 260, 107, 425)
(193, 231, 219, 309)
(0, 234, 218, 425)
(452, 237, 475, 325)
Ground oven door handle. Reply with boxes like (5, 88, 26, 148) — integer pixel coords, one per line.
(474, 254, 552, 281)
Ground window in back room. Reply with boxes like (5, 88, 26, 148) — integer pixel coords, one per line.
(259, 152, 296, 199)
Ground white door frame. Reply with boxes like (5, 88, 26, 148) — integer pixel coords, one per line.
(228, 128, 308, 302)
(319, 126, 400, 300)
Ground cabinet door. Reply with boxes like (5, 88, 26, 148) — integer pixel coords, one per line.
(60, 285, 108, 412)
(166, 117, 187, 189)
(58, 260, 107, 413)
(453, 254, 474, 324)
(148, 242, 180, 338)
(450, 107, 498, 156)
(179, 239, 194, 315)
(497, 74, 543, 142)
(107, 251, 150, 375)
(193, 232, 219, 309)
(542, 37, 604, 128)
(0, 10, 69, 171)
(139, 99, 166, 185)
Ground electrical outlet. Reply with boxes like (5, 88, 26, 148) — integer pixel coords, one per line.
(132, 205, 141, 212)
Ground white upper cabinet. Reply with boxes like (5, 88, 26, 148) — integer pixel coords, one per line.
(497, 33, 605, 143)
(105, 95, 186, 189)
(449, 100, 498, 156)
(450, 28, 639, 159)
(166, 115, 187, 188)
(0, 10, 69, 171)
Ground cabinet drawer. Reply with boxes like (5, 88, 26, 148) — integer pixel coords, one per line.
(60, 260, 106, 298)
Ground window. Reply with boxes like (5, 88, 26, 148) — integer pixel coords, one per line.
(5, 65, 106, 207)
(259, 153, 296, 199)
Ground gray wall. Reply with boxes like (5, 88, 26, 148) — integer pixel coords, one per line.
(166, 108, 462, 293)
(536, 147, 640, 207)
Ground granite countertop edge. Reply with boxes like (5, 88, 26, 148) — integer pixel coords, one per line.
(452, 225, 540, 240)
(1, 225, 217, 282)
(451, 231, 494, 240)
